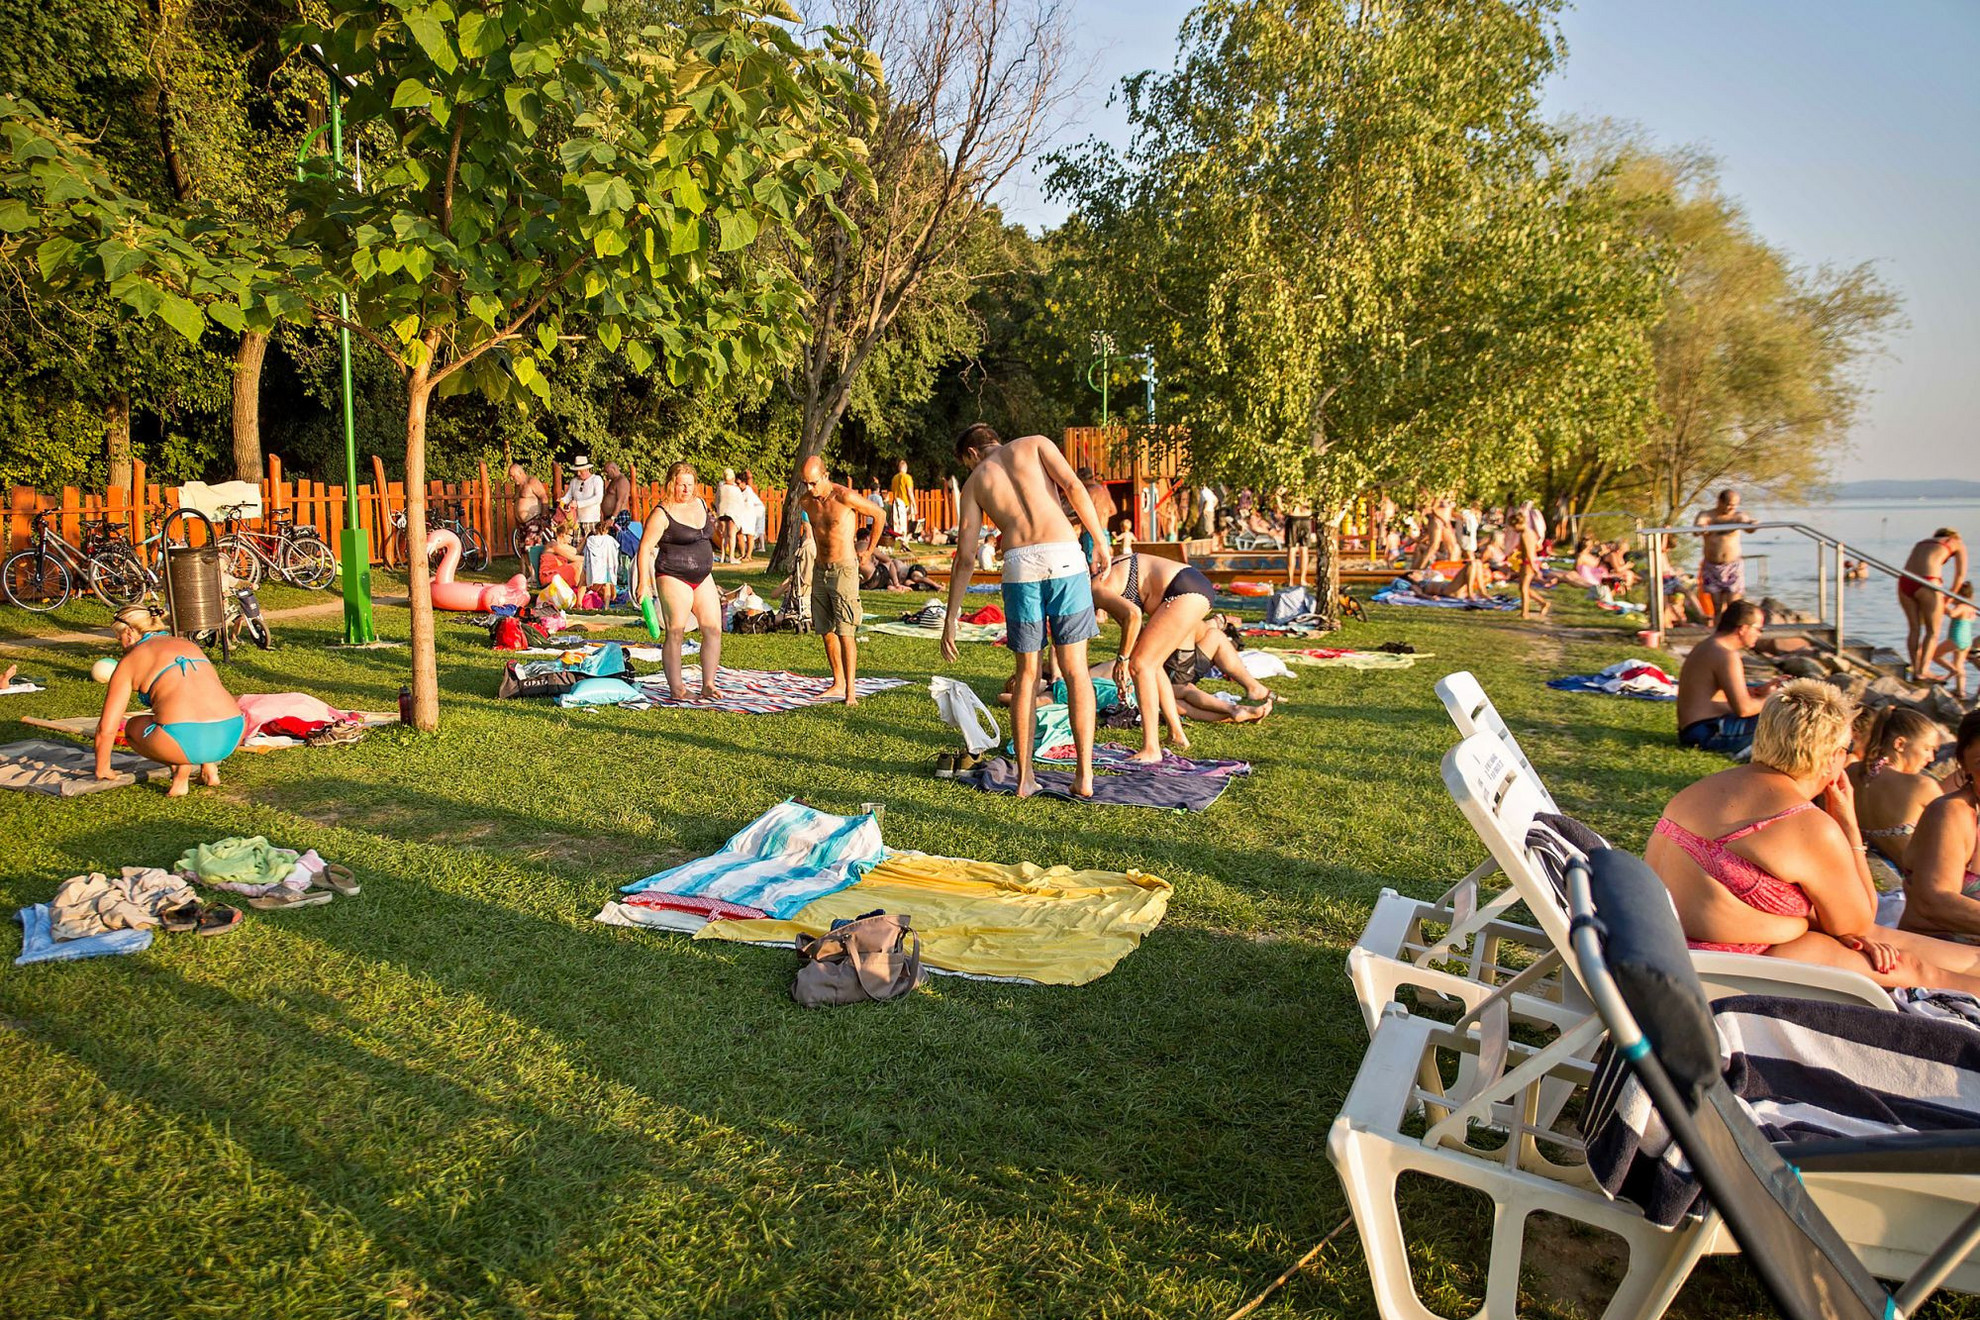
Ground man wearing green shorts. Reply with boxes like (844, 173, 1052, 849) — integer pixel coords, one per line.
(798, 455, 885, 706)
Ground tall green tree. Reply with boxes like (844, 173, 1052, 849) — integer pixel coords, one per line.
(1050, 0, 1666, 616)
(3, 0, 869, 728)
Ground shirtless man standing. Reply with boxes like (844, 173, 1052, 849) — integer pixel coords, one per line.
(1900, 527, 1968, 683)
(1694, 488, 1755, 619)
(797, 455, 884, 705)
(509, 463, 550, 553)
(1675, 600, 1782, 755)
(599, 460, 632, 526)
(944, 426, 1110, 798)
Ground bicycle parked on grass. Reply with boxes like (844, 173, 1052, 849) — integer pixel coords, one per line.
(3, 511, 153, 611)
(386, 503, 488, 573)
(214, 503, 337, 590)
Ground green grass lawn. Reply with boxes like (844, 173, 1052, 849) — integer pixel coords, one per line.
(0, 575, 1972, 1319)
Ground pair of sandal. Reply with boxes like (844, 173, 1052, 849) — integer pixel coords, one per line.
(933, 750, 986, 779)
(159, 901, 242, 937)
(246, 863, 360, 911)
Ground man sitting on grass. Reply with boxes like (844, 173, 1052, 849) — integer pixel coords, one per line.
(1676, 600, 1783, 755)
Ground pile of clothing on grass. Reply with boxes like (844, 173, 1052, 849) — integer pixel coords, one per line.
(594, 800, 1172, 992)
(1546, 657, 1681, 701)
(15, 835, 356, 965)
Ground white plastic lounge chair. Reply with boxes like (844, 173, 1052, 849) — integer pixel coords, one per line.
(1435, 670, 1555, 810)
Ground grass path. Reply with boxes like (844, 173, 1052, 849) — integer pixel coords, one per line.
(0, 577, 1970, 1319)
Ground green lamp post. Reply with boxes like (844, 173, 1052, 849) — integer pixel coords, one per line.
(298, 47, 375, 644)
(1085, 330, 1117, 426)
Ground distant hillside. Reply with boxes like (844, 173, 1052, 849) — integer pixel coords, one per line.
(1826, 479, 1980, 500)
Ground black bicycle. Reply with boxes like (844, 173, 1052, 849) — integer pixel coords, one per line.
(3, 511, 152, 611)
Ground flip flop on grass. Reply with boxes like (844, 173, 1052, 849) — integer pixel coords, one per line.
(309, 863, 360, 897)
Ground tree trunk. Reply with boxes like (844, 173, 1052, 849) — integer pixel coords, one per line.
(404, 361, 440, 731)
(768, 407, 836, 574)
(231, 331, 269, 482)
(1316, 510, 1342, 631)
(105, 392, 132, 488)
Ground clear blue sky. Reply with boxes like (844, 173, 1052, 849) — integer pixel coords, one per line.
(995, 0, 1980, 484)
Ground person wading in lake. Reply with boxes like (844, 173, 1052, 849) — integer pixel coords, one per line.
(1694, 488, 1756, 619)
(797, 456, 884, 706)
(1676, 600, 1784, 755)
(943, 426, 1110, 798)
(1899, 527, 1968, 684)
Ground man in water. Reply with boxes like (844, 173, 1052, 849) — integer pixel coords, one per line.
(1900, 527, 1968, 683)
(598, 459, 632, 526)
(1675, 600, 1782, 755)
(943, 425, 1110, 798)
(1693, 488, 1755, 618)
(797, 455, 884, 705)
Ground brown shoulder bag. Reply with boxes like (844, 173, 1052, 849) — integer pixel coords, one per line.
(791, 911, 926, 1007)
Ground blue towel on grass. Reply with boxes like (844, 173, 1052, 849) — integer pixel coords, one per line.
(1370, 586, 1519, 611)
(14, 903, 152, 966)
(1546, 675, 1677, 702)
(622, 799, 885, 919)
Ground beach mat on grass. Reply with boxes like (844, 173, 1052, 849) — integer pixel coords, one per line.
(1282, 647, 1430, 670)
(24, 711, 396, 753)
(1547, 675, 1677, 702)
(958, 755, 1232, 810)
(1036, 742, 1251, 777)
(1370, 587, 1519, 611)
(613, 800, 884, 919)
(864, 621, 1005, 643)
(0, 739, 169, 795)
(631, 666, 906, 714)
(696, 853, 1172, 985)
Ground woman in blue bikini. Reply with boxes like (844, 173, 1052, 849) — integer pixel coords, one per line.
(95, 605, 243, 796)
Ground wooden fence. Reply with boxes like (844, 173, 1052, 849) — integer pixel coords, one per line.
(6, 458, 966, 568)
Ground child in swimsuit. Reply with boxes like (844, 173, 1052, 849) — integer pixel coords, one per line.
(1934, 579, 1976, 700)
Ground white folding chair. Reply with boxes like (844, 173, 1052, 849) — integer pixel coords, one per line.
(1435, 670, 1556, 810)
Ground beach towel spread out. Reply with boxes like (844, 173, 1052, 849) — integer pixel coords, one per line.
(1547, 658, 1680, 701)
(615, 800, 885, 920)
(15, 903, 154, 965)
(1036, 742, 1252, 778)
(0, 739, 169, 796)
(957, 755, 1234, 810)
(1282, 647, 1430, 670)
(1581, 994, 1980, 1227)
(863, 620, 1005, 643)
(626, 667, 907, 714)
(1369, 586, 1519, 611)
(696, 853, 1173, 985)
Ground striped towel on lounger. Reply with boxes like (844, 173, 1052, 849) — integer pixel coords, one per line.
(1580, 993, 1980, 1227)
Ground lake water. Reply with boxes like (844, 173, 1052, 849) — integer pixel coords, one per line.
(1664, 498, 1980, 656)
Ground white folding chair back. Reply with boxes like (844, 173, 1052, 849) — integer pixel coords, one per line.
(1436, 670, 1557, 811)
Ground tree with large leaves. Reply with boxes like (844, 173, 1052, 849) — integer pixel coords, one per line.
(1050, 0, 1666, 620)
(2, 0, 870, 729)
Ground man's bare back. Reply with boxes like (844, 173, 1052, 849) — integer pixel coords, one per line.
(965, 436, 1086, 550)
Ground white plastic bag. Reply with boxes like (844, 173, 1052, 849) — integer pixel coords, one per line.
(929, 675, 1000, 755)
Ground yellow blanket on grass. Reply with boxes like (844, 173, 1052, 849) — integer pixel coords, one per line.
(695, 853, 1172, 986)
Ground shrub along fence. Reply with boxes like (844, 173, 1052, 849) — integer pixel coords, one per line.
(5, 458, 963, 569)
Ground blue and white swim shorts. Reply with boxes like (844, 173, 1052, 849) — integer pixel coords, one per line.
(1000, 540, 1100, 654)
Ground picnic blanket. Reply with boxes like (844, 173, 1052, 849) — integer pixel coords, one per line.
(1281, 647, 1429, 670)
(0, 739, 170, 795)
(15, 903, 153, 966)
(1547, 659, 1679, 702)
(1581, 994, 1980, 1227)
(1036, 742, 1252, 777)
(628, 668, 907, 714)
(697, 853, 1173, 985)
(864, 620, 1005, 643)
(958, 755, 1234, 810)
(607, 800, 885, 921)
(1370, 586, 1519, 611)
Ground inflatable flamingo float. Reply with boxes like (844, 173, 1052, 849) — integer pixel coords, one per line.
(425, 528, 531, 611)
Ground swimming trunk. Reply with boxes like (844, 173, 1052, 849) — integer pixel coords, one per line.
(1951, 617, 1976, 650)
(1000, 541, 1099, 655)
(811, 559, 861, 632)
(1678, 713, 1760, 755)
(1898, 573, 1940, 601)
(150, 714, 245, 765)
(1697, 558, 1743, 597)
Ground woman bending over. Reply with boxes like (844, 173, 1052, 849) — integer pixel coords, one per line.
(95, 605, 242, 797)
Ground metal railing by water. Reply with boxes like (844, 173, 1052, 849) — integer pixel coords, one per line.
(1638, 521, 1974, 664)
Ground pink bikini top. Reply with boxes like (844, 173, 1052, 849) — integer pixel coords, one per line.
(1653, 803, 1818, 919)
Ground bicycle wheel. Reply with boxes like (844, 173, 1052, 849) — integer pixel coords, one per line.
(280, 536, 337, 590)
(217, 535, 264, 588)
(87, 548, 150, 607)
(460, 526, 489, 573)
(3, 551, 71, 612)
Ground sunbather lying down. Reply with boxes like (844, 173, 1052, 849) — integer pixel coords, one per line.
(1647, 678, 1980, 996)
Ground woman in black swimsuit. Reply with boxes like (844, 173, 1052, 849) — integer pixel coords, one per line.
(1089, 550, 1218, 762)
(634, 463, 725, 700)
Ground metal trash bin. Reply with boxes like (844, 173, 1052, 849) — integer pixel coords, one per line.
(159, 508, 228, 657)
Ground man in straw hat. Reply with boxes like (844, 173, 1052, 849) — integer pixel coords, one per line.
(560, 455, 604, 534)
